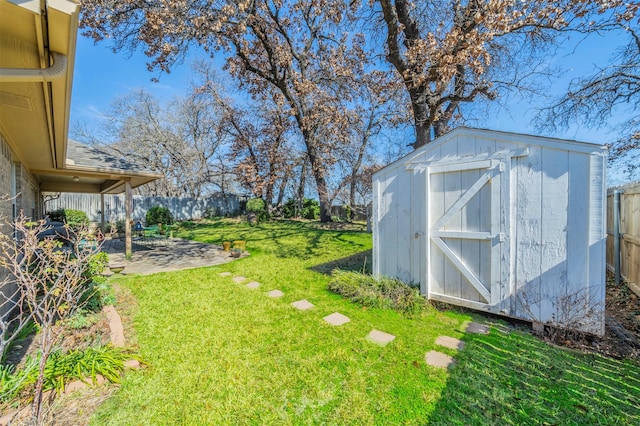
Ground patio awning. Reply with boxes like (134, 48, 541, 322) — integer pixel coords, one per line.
(33, 140, 162, 194)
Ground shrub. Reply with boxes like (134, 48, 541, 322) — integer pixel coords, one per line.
(301, 198, 320, 220)
(345, 204, 352, 221)
(328, 270, 427, 315)
(64, 209, 89, 228)
(282, 198, 299, 218)
(79, 251, 113, 312)
(180, 220, 196, 230)
(203, 207, 221, 219)
(246, 198, 269, 223)
(46, 209, 89, 228)
(146, 206, 173, 225)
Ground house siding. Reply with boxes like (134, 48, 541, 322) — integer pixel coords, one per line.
(0, 133, 13, 229)
(0, 131, 42, 318)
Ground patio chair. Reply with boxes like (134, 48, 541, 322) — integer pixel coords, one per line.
(143, 225, 167, 246)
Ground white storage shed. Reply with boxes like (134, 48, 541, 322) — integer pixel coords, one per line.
(373, 127, 607, 335)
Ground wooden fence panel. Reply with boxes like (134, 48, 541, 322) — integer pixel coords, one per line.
(44, 194, 243, 223)
(607, 182, 640, 285)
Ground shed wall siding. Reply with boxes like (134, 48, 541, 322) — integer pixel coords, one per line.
(373, 128, 606, 334)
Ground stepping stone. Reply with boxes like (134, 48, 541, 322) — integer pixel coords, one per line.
(291, 299, 314, 310)
(246, 281, 261, 289)
(425, 350, 454, 369)
(435, 336, 465, 350)
(366, 329, 395, 346)
(465, 322, 489, 334)
(219, 272, 232, 277)
(267, 289, 284, 298)
(233, 276, 247, 283)
(323, 312, 350, 326)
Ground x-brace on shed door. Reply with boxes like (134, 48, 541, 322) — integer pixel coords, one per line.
(427, 158, 510, 314)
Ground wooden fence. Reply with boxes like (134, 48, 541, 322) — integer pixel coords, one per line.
(45, 193, 245, 223)
(607, 181, 640, 285)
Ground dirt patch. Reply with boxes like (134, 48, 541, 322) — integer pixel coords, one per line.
(4, 313, 111, 369)
(606, 277, 640, 336)
(514, 276, 639, 362)
(602, 276, 640, 360)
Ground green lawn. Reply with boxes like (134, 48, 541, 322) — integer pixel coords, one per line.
(91, 219, 640, 425)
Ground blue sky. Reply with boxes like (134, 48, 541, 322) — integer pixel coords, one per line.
(69, 30, 633, 184)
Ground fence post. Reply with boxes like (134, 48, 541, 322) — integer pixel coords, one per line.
(613, 190, 622, 286)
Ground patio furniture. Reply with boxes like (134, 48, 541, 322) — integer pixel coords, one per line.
(142, 225, 167, 246)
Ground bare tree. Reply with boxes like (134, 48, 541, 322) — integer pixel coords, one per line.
(537, 22, 640, 181)
(374, 0, 639, 148)
(81, 0, 369, 222)
(0, 212, 104, 423)
(212, 89, 299, 209)
(78, 88, 228, 197)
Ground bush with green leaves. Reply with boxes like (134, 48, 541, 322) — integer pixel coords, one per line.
(328, 270, 427, 315)
(46, 209, 89, 228)
(146, 206, 173, 225)
(65, 209, 89, 228)
(79, 251, 113, 312)
(246, 198, 269, 223)
(0, 347, 135, 402)
(282, 198, 297, 218)
(180, 220, 196, 230)
(301, 198, 320, 220)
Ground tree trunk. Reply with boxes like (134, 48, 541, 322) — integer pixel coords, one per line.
(410, 90, 432, 149)
(349, 178, 356, 221)
(414, 121, 432, 149)
(314, 174, 332, 223)
(297, 158, 307, 218)
(275, 174, 288, 211)
(33, 329, 53, 424)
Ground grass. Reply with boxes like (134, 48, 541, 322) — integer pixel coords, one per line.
(91, 219, 640, 425)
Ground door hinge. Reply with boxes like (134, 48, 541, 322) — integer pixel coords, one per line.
(499, 232, 506, 242)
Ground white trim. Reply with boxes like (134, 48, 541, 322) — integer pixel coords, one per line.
(373, 126, 604, 181)
(430, 293, 494, 312)
(430, 169, 493, 232)
(407, 148, 529, 171)
(432, 231, 492, 240)
(427, 159, 492, 174)
(500, 157, 512, 314)
(425, 170, 431, 298)
(431, 237, 491, 302)
(490, 160, 502, 306)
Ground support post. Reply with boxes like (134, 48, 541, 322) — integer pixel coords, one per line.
(125, 180, 132, 260)
(100, 193, 105, 231)
(613, 190, 621, 286)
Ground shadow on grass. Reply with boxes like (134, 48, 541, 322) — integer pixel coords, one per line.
(427, 327, 640, 425)
(309, 250, 373, 275)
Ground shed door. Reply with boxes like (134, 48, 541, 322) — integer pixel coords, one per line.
(428, 159, 509, 314)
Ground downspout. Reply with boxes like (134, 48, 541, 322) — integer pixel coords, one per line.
(0, 51, 67, 82)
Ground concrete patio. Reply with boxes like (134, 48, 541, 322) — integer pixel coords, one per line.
(101, 237, 246, 276)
